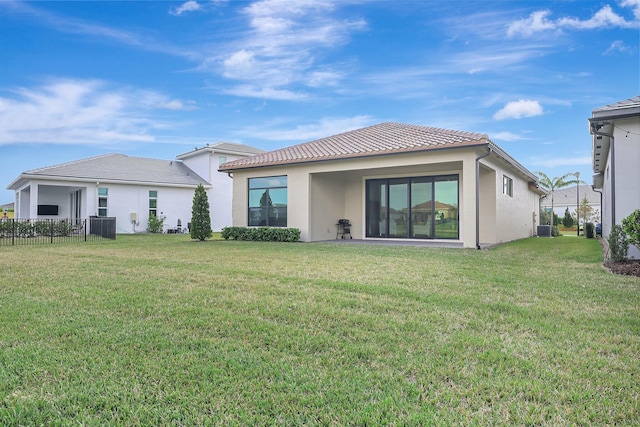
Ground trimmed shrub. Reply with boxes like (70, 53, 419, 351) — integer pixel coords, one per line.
(221, 226, 301, 242)
(191, 184, 212, 241)
(608, 224, 628, 262)
(585, 222, 594, 239)
(551, 226, 560, 237)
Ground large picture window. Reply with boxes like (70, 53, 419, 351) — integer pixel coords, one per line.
(248, 176, 287, 227)
(366, 175, 459, 240)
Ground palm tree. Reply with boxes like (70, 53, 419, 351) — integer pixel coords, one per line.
(537, 172, 580, 229)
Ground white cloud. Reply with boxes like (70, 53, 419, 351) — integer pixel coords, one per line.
(223, 85, 307, 101)
(491, 131, 529, 142)
(212, 0, 366, 100)
(236, 115, 375, 141)
(170, 1, 202, 16)
(493, 100, 544, 121)
(604, 40, 633, 54)
(507, 3, 640, 37)
(622, 0, 640, 20)
(0, 79, 194, 145)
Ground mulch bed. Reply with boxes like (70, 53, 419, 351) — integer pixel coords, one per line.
(603, 260, 640, 277)
(599, 237, 640, 277)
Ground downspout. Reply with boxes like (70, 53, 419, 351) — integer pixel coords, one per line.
(592, 185, 603, 230)
(592, 125, 615, 225)
(475, 147, 492, 250)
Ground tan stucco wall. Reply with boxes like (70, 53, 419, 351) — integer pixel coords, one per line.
(483, 156, 538, 243)
(479, 166, 497, 244)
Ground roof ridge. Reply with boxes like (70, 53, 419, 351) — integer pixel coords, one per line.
(25, 153, 122, 174)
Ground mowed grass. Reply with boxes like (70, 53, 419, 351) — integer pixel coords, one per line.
(0, 235, 638, 426)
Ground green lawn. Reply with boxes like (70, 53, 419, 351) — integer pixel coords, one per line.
(0, 235, 638, 425)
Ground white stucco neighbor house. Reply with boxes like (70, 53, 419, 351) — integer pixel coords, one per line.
(219, 122, 545, 248)
(589, 95, 640, 259)
(7, 142, 264, 234)
(540, 185, 601, 224)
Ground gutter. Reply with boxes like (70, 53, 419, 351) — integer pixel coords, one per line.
(475, 147, 492, 250)
(590, 122, 615, 225)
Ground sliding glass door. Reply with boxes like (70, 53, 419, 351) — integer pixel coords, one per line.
(366, 175, 458, 240)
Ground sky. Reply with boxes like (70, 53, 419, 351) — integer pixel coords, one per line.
(1, 0, 639, 204)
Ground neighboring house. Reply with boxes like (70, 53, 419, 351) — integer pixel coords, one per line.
(6, 142, 263, 233)
(589, 95, 640, 259)
(540, 185, 601, 224)
(219, 122, 545, 248)
(177, 142, 266, 231)
(1, 202, 14, 219)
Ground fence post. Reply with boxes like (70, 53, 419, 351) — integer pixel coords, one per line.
(50, 219, 54, 244)
(11, 219, 15, 246)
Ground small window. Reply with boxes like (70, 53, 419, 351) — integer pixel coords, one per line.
(98, 188, 108, 217)
(149, 190, 158, 217)
(503, 176, 513, 197)
(219, 156, 227, 166)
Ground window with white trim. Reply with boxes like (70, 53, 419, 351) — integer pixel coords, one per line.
(98, 188, 108, 216)
(503, 175, 513, 197)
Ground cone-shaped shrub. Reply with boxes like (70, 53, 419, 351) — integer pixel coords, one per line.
(190, 184, 212, 241)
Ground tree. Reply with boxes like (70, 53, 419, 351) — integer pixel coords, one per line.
(576, 196, 595, 225)
(622, 209, 640, 249)
(562, 207, 574, 228)
(190, 184, 212, 241)
(536, 172, 580, 228)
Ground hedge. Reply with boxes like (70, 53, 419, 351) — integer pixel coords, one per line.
(221, 226, 301, 242)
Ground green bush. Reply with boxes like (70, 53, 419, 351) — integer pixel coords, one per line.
(562, 208, 574, 228)
(551, 226, 560, 237)
(221, 226, 301, 242)
(621, 209, 640, 249)
(608, 224, 628, 262)
(16, 221, 35, 238)
(585, 222, 594, 239)
(147, 215, 164, 234)
(0, 220, 12, 237)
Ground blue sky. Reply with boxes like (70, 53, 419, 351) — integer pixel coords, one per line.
(1, 0, 639, 204)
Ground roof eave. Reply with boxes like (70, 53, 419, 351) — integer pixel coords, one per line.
(219, 141, 491, 173)
(7, 173, 211, 189)
(487, 141, 539, 182)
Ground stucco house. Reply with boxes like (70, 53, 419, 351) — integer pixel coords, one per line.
(540, 184, 601, 224)
(7, 142, 263, 233)
(219, 122, 545, 248)
(589, 95, 640, 259)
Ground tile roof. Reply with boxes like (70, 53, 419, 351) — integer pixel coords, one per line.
(13, 154, 208, 187)
(219, 122, 489, 171)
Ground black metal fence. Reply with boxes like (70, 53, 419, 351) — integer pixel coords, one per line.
(0, 218, 116, 246)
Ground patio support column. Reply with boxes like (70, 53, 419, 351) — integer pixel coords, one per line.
(461, 155, 478, 249)
(29, 183, 38, 219)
